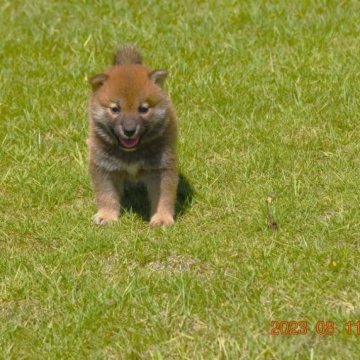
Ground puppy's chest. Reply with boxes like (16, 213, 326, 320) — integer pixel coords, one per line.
(123, 162, 142, 178)
(94, 145, 163, 176)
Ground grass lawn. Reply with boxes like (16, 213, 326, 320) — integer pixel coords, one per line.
(1, 0, 360, 358)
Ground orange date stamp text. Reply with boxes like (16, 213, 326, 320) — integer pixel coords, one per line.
(270, 320, 360, 335)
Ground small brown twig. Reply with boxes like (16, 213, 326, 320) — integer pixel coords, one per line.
(266, 193, 279, 230)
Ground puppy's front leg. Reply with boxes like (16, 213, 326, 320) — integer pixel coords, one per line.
(144, 169, 178, 227)
(89, 162, 123, 225)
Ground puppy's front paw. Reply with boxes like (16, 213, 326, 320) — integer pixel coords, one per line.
(92, 210, 118, 225)
(150, 213, 175, 227)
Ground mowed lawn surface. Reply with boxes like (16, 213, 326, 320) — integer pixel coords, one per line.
(1, 0, 360, 358)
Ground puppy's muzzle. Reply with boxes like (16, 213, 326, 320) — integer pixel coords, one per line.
(121, 119, 140, 139)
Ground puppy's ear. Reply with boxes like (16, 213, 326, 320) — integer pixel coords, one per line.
(89, 73, 108, 91)
(149, 69, 168, 88)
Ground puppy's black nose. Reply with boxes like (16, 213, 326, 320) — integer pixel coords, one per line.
(123, 128, 136, 137)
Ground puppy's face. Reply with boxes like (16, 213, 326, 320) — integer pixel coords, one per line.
(89, 65, 169, 151)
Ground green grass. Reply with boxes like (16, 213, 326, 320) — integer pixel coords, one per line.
(1, 0, 360, 358)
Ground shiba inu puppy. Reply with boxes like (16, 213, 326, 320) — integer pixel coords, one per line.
(88, 45, 178, 227)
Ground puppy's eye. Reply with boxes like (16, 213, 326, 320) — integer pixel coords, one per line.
(110, 105, 121, 114)
(138, 104, 149, 114)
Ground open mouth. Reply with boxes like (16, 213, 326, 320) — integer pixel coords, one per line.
(119, 137, 140, 151)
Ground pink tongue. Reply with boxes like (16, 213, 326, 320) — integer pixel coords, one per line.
(121, 138, 139, 148)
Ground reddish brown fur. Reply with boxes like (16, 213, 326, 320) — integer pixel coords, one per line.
(97, 66, 164, 109)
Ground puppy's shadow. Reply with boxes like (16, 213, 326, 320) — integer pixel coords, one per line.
(122, 173, 194, 220)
